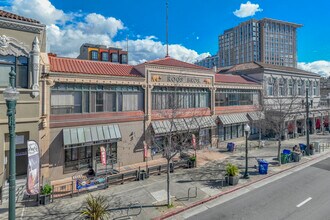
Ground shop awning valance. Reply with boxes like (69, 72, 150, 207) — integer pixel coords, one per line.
(247, 112, 265, 121)
(63, 124, 121, 149)
(218, 113, 249, 125)
(152, 116, 216, 135)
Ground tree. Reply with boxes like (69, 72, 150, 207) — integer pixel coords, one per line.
(151, 87, 208, 206)
(81, 194, 110, 220)
(262, 86, 302, 165)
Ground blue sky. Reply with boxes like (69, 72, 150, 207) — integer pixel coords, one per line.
(1, 0, 329, 75)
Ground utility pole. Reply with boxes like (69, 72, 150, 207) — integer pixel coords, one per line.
(306, 89, 310, 155)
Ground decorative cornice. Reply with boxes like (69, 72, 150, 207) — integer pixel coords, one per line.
(0, 18, 44, 34)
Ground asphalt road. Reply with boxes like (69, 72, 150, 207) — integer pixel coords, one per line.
(188, 157, 330, 220)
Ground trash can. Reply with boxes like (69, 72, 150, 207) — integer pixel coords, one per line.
(312, 142, 320, 152)
(292, 152, 301, 162)
(281, 153, 289, 164)
(227, 142, 235, 152)
(258, 159, 269, 174)
(282, 149, 292, 163)
(139, 170, 146, 181)
(299, 143, 307, 155)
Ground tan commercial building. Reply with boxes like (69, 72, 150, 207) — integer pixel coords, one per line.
(0, 10, 46, 185)
(37, 55, 262, 182)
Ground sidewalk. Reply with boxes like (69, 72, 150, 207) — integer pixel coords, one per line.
(1, 134, 330, 220)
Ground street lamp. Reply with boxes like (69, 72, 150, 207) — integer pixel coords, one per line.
(243, 124, 250, 179)
(305, 89, 312, 156)
(3, 67, 19, 220)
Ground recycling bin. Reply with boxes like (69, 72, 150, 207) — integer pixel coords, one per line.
(257, 159, 269, 175)
(227, 142, 235, 152)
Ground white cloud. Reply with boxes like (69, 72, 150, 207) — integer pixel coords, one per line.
(233, 1, 263, 18)
(4, 0, 209, 65)
(298, 61, 330, 77)
(10, 0, 69, 25)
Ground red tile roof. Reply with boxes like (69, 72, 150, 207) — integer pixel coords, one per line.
(215, 74, 258, 85)
(49, 56, 142, 77)
(143, 56, 210, 70)
(0, 10, 40, 24)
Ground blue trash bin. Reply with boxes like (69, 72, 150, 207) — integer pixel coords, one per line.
(227, 142, 235, 152)
(258, 159, 269, 175)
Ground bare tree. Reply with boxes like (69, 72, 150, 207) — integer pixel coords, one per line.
(151, 87, 208, 206)
(262, 83, 302, 165)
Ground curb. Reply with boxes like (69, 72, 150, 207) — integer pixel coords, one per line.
(153, 150, 330, 220)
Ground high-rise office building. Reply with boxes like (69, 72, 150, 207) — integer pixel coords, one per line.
(195, 54, 219, 69)
(218, 18, 302, 68)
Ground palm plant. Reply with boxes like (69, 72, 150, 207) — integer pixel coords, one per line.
(81, 194, 110, 220)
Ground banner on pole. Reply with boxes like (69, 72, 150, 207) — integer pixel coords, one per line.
(192, 134, 196, 150)
(143, 141, 148, 158)
(26, 140, 40, 195)
(100, 146, 106, 166)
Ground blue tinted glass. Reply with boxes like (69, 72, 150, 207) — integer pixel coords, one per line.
(0, 55, 15, 64)
(18, 56, 28, 65)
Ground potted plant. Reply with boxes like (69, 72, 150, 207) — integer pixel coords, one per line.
(188, 155, 196, 168)
(40, 184, 52, 205)
(225, 163, 239, 186)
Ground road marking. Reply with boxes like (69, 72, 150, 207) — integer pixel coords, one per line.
(296, 197, 312, 208)
(20, 206, 25, 220)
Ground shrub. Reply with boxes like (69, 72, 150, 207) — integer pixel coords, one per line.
(81, 194, 110, 220)
(226, 163, 239, 176)
(41, 184, 52, 195)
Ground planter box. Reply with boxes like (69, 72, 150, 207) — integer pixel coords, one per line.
(39, 194, 51, 205)
(226, 175, 239, 186)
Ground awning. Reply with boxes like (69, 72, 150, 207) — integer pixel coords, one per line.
(63, 124, 121, 148)
(195, 116, 217, 128)
(247, 112, 265, 121)
(218, 113, 249, 125)
(152, 116, 216, 135)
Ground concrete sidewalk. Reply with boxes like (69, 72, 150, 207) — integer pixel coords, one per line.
(1, 134, 330, 220)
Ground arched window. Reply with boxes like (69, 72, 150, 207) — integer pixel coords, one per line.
(279, 78, 285, 96)
(288, 79, 293, 96)
(313, 81, 318, 96)
(0, 55, 28, 88)
(297, 79, 302, 96)
(267, 77, 274, 96)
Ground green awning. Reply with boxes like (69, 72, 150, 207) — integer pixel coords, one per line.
(195, 116, 217, 128)
(218, 113, 249, 125)
(247, 112, 265, 121)
(63, 124, 121, 149)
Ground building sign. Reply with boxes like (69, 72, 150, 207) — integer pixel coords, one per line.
(151, 74, 211, 85)
(26, 140, 40, 195)
(100, 146, 106, 166)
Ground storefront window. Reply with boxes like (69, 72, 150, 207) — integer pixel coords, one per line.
(152, 87, 210, 110)
(215, 89, 257, 106)
(64, 146, 92, 171)
(51, 83, 144, 115)
(218, 126, 224, 141)
(199, 129, 210, 146)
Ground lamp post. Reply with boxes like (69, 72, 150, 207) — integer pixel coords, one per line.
(305, 89, 312, 155)
(3, 67, 19, 220)
(243, 124, 250, 179)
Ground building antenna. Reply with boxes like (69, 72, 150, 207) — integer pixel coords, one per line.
(165, 0, 169, 57)
(126, 34, 129, 63)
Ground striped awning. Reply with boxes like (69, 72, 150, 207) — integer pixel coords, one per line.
(152, 116, 216, 135)
(63, 124, 121, 149)
(195, 116, 217, 128)
(218, 113, 249, 125)
(247, 112, 265, 121)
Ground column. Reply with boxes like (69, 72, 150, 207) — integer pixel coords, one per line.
(294, 117, 298, 138)
(321, 113, 324, 134)
(312, 115, 316, 134)
(303, 116, 307, 136)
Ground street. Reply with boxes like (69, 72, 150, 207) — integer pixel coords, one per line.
(188, 157, 330, 220)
